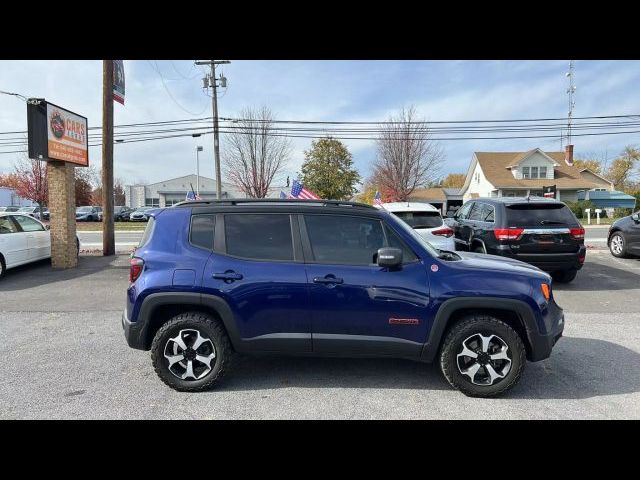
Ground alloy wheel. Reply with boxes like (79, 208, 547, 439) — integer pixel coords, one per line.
(611, 235, 624, 255)
(456, 333, 512, 386)
(164, 329, 216, 381)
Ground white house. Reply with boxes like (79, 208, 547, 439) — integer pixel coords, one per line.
(460, 146, 613, 202)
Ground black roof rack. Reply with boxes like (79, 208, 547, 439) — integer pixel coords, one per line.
(172, 198, 376, 209)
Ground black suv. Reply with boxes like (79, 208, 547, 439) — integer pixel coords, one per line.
(445, 197, 586, 283)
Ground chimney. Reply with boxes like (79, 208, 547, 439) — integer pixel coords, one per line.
(565, 144, 574, 166)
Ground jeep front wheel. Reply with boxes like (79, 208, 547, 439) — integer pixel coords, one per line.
(151, 312, 233, 392)
(439, 315, 526, 397)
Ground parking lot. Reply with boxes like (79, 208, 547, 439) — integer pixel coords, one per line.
(0, 247, 638, 420)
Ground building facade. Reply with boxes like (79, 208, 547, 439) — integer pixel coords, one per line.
(408, 187, 464, 215)
(0, 186, 36, 207)
(125, 175, 245, 208)
(460, 147, 613, 202)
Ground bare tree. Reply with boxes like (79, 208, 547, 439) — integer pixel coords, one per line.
(373, 106, 444, 201)
(223, 106, 291, 198)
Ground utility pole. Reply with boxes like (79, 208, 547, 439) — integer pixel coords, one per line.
(102, 60, 115, 256)
(195, 60, 230, 200)
(566, 60, 576, 145)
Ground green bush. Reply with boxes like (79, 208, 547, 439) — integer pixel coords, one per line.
(565, 200, 596, 219)
(614, 208, 633, 218)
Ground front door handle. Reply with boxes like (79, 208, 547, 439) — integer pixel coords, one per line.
(212, 271, 243, 282)
(313, 275, 344, 285)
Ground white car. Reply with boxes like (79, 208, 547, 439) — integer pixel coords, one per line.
(0, 213, 54, 278)
(376, 202, 456, 251)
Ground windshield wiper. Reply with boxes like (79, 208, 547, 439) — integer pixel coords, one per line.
(540, 220, 567, 225)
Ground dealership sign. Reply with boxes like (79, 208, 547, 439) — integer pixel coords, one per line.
(27, 100, 89, 167)
(113, 60, 125, 105)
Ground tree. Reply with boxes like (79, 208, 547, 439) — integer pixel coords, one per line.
(373, 106, 444, 201)
(441, 173, 466, 188)
(0, 173, 20, 190)
(11, 156, 48, 217)
(114, 178, 126, 205)
(605, 146, 639, 192)
(75, 167, 95, 206)
(300, 137, 360, 200)
(223, 106, 291, 198)
(573, 159, 602, 174)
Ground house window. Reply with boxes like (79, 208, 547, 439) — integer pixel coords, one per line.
(522, 167, 530, 179)
(540, 166, 547, 178)
(531, 167, 539, 179)
(145, 198, 160, 207)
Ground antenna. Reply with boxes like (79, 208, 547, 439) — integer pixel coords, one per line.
(566, 60, 576, 145)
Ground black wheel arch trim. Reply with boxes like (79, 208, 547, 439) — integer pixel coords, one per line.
(420, 297, 539, 363)
(129, 292, 242, 351)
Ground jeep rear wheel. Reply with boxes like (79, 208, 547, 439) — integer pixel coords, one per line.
(439, 315, 526, 397)
(151, 312, 233, 392)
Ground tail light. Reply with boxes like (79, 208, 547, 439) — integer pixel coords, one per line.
(431, 227, 454, 237)
(494, 228, 524, 241)
(129, 257, 144, 283)
(570, 227, 585, 240)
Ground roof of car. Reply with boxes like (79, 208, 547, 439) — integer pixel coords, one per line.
(173, 198, 377, 210)
(376, 202, 440, 213)
(469, 196, 565, 205)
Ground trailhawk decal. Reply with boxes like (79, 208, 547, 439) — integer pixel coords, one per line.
(388, 318, 420, 325)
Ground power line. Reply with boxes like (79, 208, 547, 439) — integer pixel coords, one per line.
(147, 60, 209, 116)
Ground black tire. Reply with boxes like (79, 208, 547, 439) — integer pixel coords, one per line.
(0, 254, 6, 280)
(551, 269, 578, 283)
(609, 232, 627, 258)
(151, 311, 233, 392)
(440, 315, 526, 398)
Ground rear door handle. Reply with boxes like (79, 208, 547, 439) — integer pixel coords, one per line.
(212, 271, 243, 282)
(313, 275, 344, 285)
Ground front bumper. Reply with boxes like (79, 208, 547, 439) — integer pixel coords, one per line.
(526, 299, 564, 361)
(122, 308, 147, 350)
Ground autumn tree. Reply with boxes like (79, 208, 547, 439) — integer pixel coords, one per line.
(11, 156, 48, 217)
(373, 106, 444, 201)
(605, 146, 639, 191)
(300, 137, 360, 200)
(223, 106, 291, 198)
(573, 159, 603, 174)
(441, 173, 466, 188)
(75, 167, 95, 206)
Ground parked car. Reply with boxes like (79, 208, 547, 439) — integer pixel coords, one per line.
(76, 206, 101, 222)
(0, 213, 79, 279)
(114, 206, 134, 221)
(608, 211, 640, 258)
(445, 197, 586, 283)
(17, 206, 41, 219)
(377, 202, 456, 251)
(129, 207, 153, 222)
(122, 199, 564, 397)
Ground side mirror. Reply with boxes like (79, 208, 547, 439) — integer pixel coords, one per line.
(377, 247, 403, 269)
(45, 224, 50, 230)
(632, 213, 640, 222)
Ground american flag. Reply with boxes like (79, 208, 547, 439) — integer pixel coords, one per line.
(279, 191, 287, 199)
(290, 179, 320, 200)
(186, 191, 200, 201)
(373, 190, 383, 206)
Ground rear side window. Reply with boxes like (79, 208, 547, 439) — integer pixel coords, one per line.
(304, 215, 385, 265)
(467, 203, 485, 221)
(0, 216, 18, 234)
(138, 216, 155, 248)
(505, 204, 578, 226)
(456, 202, 473, 219)
(392, 211, 443, 229)
(190, 215, 215, 250)
(225, 214, 293, 261)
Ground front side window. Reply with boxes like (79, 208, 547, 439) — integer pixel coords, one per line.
(304, 215, 385, 265)
(456, 202, 474, 220)
(0, 216, 18, 234)
(13, 215, 44, 232)
(384, 224, 418, 262)
(190, 215, 215, 250)
(225, 214, 293, 261)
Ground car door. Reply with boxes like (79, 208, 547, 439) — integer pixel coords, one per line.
(449, 201, 474, 250)
(200, 212, 312, 353)
(301, 213, 431, 356)
(0, 216, 27, 267)
(12, 214, 49, 260)
(628, 213, 640, 254)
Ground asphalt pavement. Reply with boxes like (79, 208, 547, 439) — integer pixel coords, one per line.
(1, 250, 639, 419)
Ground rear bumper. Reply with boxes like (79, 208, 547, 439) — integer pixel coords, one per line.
(492, 245, 586, 272)
(122, 308, 147, 350)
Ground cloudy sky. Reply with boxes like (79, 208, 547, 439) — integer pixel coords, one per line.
(1, 60, 639, 188)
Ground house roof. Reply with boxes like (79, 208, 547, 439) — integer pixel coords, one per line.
(408, 187, 447, 201)
(475, 151, 599, 189)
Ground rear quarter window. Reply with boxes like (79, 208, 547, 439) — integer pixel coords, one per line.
(138, 217, 155, 248)
(505, 203, 579, 226)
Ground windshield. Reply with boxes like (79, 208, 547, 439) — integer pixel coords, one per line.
(385, 212, 441, 258)
(392, 211, 443, 229)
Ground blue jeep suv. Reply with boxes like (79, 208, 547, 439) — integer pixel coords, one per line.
(122, 199, 564, 397)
